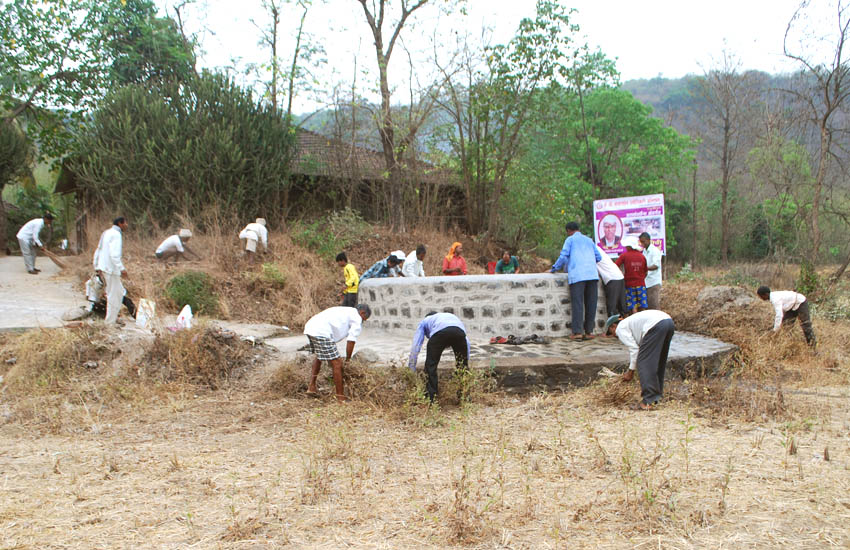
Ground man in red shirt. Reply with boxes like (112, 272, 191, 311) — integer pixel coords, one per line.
(615, 236, 648, 315)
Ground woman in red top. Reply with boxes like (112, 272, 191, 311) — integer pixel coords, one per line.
(615, 237, 648, 314)
(442, 242, 468, 275)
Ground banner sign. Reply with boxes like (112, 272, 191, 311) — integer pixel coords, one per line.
(593, 193, 666, 257)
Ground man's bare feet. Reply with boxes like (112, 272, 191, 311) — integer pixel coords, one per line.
(335, 394, 349, 403)
(622, 370, 634, 382)
(569, 334, 583, 341)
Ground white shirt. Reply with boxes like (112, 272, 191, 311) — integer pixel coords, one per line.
(595, 245, 624, 284)
(93, 225, 125, 274)
(304, 306, 363, 343)
(643, 244, 662, 287)
(156, 235, 184, 254)
(16, 218, 45, 247)
(239, 223, 268, 249)
(615, 310, 672, 370)
(402, 250, 425, 277)
(769, 291, 806, 331)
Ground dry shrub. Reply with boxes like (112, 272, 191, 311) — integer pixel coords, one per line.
(267, 357, 309, 396)
(342, 360, 419, 409)
(589, 377, 640, 407)
(2, 327, 109, 392)
(143, 326, 254, 389)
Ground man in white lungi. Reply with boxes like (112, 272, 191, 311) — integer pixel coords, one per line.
(16, 212, 53, 274)
(239, 218, 268, 260)
(93, 217, 129, 325)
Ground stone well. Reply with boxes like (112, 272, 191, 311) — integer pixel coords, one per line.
(358, 273, 608, 337)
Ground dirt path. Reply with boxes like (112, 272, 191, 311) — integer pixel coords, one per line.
(0, 256, 84, 330)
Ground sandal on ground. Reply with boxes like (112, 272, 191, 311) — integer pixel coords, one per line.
(569, 334, 584, 341)
(583, 333, 595, 341)
(635, 401, 659, 411)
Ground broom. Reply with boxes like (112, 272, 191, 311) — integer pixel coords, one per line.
(42, 248, 68, 269)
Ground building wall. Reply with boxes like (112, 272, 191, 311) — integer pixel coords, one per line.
(359, 274, 608, 337)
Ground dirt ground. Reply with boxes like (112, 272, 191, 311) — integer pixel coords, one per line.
(1, 365, 848, 549)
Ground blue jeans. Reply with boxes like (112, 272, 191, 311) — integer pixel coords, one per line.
(569, 279, 598, 335)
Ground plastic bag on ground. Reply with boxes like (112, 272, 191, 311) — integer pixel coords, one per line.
(135, 298, 156, 329)
(176, 304, 193, 330)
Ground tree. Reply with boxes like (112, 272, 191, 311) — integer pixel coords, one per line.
(355, 0, 440, 231)
(783, 0, 850, 263)
(689, 53, 762, 265)
(99, 0, 196, 88)
(0, 120, 33, 249)
(73, 72, 295, 227)
(502, 87, 694, 256)
(436, 0, 617, 240)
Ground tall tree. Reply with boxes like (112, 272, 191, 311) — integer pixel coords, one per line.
(783, 0, 850, 263)
(355, 0, 438, 231)
(690, 53, 761, 264)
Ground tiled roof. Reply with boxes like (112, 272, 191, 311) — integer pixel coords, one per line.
(292, 128, 452, 185)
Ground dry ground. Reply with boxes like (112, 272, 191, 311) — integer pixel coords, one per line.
(1, 376, 848, 549)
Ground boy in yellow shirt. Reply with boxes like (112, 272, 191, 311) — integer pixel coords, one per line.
(336, 252, 359, 307)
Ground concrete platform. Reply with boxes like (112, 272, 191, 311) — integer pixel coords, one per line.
(267, 327, 737, 392)
(0, 256, 84, 330)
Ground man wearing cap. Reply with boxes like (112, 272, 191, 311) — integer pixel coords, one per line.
(16, 212, 53, 274)
(408, 311, 471, 402)
(239, 218, 268, 259)
(604, 310, 675, 409)
(389, 250, 406, 277)
(304, 303, 371, 402)
(550, 221, 602, 341)
(155, 229, 200, 264)
(640, 232, 663, 310)
(359, 254, 402, 284)
(595, 245, 628, 318)
(615, 236, 648, 315)
(402, 245, 427, 277)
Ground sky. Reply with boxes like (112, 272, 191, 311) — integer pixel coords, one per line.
(156, 0, 834, 113)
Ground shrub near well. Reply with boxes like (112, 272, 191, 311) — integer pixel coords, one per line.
(165, 271, 219, 315)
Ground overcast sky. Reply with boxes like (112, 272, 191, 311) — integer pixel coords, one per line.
(157, 0, 834, 113)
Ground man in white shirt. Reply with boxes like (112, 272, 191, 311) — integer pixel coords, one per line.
(16, 213, 53, 274)
(304, 303, 371, 402)
(595, 245, 627, 318)
(155, 229, 200, 263)
(238, 218, 268, 260)
(757, 286, 815, 346)
(639, 232, 662, 310)
(402, 245, 427, 277)
(604, 310, 675, 409)
(93, 217, 129, 325)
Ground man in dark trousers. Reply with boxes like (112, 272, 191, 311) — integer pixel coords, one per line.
(408, 311, 471, 402)
(604, 310, 675, 409)
(757, 286, 816, 347)
(550, 221, 602, 340)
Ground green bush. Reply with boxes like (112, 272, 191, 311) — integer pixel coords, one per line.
(292, 208, 371, 259)
(165, 271, 219, 315)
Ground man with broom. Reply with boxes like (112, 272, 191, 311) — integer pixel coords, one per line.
(16, 212, 53, 274)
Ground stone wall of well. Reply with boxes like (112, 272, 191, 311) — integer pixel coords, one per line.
(358, 273, 608, 337)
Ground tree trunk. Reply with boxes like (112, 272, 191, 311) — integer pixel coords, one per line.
(0, 188, 7, 255)
(810, 124, 829, 263)
(720, 118, 731, 265)
(691, 160, 698, 268)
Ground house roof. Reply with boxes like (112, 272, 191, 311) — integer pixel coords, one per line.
(292, 128, 452, 186)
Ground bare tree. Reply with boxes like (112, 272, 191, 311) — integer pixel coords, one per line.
(355, 0, 440, 231)
(783, 0, 850, 263)
(691, 52, 761, 264)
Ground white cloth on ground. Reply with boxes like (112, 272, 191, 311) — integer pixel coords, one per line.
(614, 310, 672, 370)
(768, 291, 806, 331)
(16, 218, 45, 247)
(643, 244, 663, 287)
(402, 250, 426, 277)
(93, 225, 125, 274)
(304, 306, 363, 343)
(104, 272, 125, 324)
(595, 245, 624, 284)
(156, 235, 184, 254)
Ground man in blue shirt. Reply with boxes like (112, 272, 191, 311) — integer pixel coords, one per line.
(408, 312, 471, 402)
(550, 221, 602, 340)
(359, 254, 402, 285)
